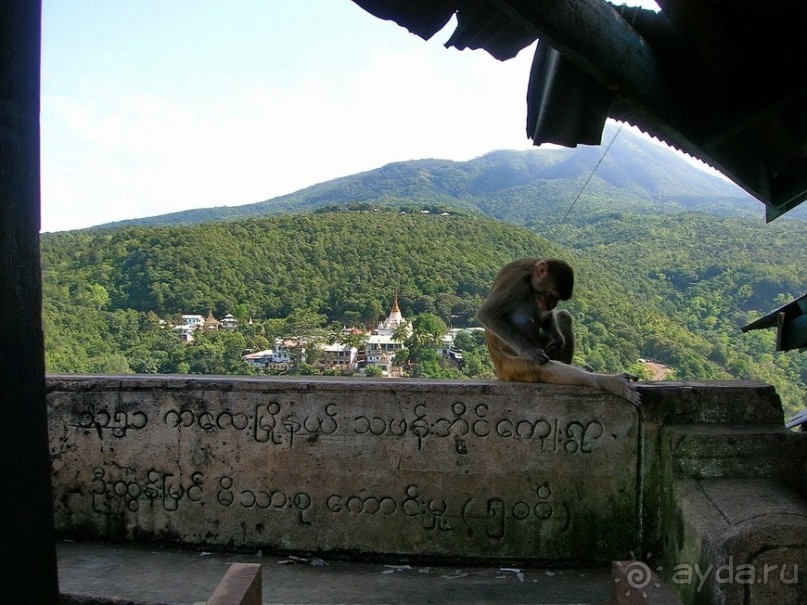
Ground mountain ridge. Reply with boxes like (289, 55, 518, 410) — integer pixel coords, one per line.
(93, 127, 780, 231)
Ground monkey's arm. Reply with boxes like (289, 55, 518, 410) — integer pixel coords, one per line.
(532, 361, 641, 406)
(476, 300, 550, 364)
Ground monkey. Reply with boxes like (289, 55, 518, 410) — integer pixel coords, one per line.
(476, 257, 640, 405)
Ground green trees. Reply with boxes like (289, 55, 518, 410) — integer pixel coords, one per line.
(282, 308, 328, 370)
(397, 313, 449, 374)
(39, 208, 807, 415)
(395, 315, 436, 358)
(453, 330, 496, 378)
(410, 314, 448, 350)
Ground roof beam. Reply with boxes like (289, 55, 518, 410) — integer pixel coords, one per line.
(447, 1, 703, 168)
(352, 0, 807, 216)
(482, 0, 665, 98)
(464, 1, 807, 215)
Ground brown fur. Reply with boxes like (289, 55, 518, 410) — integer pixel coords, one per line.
(477, 257, 640, 405)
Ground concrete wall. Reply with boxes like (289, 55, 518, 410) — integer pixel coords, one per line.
(48, 374, 807, 599)
(49, 375, 641, 562)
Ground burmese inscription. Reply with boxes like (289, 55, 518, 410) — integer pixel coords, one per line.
(48, 376, 639, 560)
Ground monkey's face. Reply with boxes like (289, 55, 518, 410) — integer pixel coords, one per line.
(531, 260, 574, 309)
(535, 291, 559, 312)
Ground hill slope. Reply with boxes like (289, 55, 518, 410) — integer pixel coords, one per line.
(42, 210, 807, 414)
(95, 126, 771, 230)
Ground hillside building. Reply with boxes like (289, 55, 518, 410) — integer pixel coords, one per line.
(203, 311, 221, 331)
(242, 349, 275, 370)
(320, 344, 358, 372)
(374, 292, 407, 336)
(172, 311, 239, 342)
(173, 314, 205, 342)
(181, 314, 205, 328)
(242, 338, 294, 371)
(365, 293, 410, 376)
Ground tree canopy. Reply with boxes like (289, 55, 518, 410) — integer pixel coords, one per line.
(41, 207, 807, 415)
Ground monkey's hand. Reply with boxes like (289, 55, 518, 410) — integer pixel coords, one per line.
(520, 347, 551, 365)
(604, 373, 641, 406)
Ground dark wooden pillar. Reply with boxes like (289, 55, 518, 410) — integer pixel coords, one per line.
(0, 2, 60, 602)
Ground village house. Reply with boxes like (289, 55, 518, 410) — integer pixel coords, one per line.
(181, 314, 205, 328)
(364, 335, 403, 364)
(203, 311, 221, 331)
(241, 349, 274, 370)
(173, 314, 205, 342)
(242, 338, 294, 371)
(320, 343, 358, 372)
(172, 311, 235, 342)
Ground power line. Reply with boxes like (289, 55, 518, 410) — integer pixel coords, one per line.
(562, 123, 624, 221)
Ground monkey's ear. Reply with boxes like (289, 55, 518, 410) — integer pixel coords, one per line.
(534, 260, 549, 278)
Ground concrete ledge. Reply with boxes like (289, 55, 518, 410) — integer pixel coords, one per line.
(60, 594, 169, 605)
(664, 478, 807, 604)
(48, 375, 642, 562)
(47, 375, 795, 571)
(634, 381, 784, 427)
(662, 425, 807, 482)
(633, 381, 786, 553)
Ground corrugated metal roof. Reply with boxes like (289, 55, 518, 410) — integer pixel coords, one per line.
(352, 0, 807, 221)
(742, 294, 807, 352)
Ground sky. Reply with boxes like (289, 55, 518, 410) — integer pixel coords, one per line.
(41, 0, 661, 233)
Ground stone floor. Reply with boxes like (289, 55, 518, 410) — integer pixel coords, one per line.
(57, 541, 613, 604)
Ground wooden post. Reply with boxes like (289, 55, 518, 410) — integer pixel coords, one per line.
(207, 563, 262, 605)
(0, 1, 60, 603)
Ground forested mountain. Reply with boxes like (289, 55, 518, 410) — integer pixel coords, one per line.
(42, 209, 807, 415)
(43, 125, 807, 415)
(96, 126, 786, 231)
